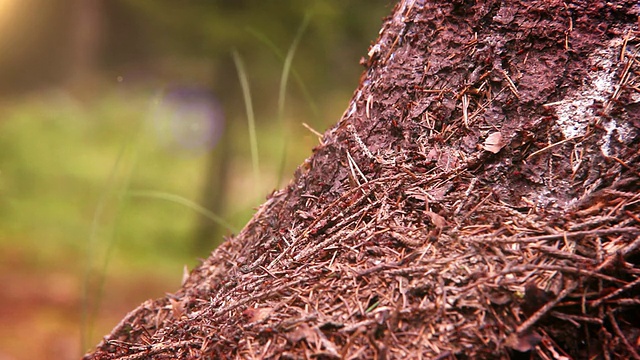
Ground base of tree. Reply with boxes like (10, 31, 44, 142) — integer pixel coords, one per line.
(86, 1, 639, 359)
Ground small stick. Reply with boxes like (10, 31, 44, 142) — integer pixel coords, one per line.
(605, 298, 640, 306)
(461, 228, 636, 245)
(213, 277, 309, 318)
(501, 69, 520, 99)
(607, 308, 640, 360)
(550, 311, 603, 325)
(526, 136, 580, 160)
(620, 31, 631, 62)
(605, 48, 637, 113)
(453, 178, 477, 215)
(302, 122, 323, 141)
(462, 94, 470, 129)
(114, 340, 202, 360)
(347, 150, 368, 184)
(591, 276, 640, 307)
(516, 282, 578, 335)
(595, 235, 640, 272)
(606, 154, 640, 178)
(482, 227, 638, 243)
(348, 124, 376, 161)
(626, 210, 640, 224)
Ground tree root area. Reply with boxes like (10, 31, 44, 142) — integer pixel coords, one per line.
(86, 0, 639, 359)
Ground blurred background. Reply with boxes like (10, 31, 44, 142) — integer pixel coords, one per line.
(0, 0, 390, 358)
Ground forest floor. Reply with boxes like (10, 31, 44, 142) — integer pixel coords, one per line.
(85, 1, 639, 358)
(0, 245, 178, 360)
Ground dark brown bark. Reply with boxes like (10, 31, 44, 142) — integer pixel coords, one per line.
(192, 131, 231, 254)
(85, 0, 639, 359)
(68, 0, 104, 87)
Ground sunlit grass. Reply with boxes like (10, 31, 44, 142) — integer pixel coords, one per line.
(0, 89, 216, 350)
(0, 36, 352, 355)
(277, 13, 311, 123)
(275, 14, 311, 187)
(247, 13, 313, 187)
(81, 125, 135, 351)
(232, 51, 261, 195)
(127, 190, 239, 233)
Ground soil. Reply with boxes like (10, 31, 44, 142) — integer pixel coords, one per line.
(0, 247, 175, 360)
(85, 0, 639, 359)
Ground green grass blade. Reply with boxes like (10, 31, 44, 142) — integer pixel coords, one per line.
(232, 50, 260, 190)
(81, 140, 126, 353)
(278, 12, 311, 122)
(127, 190, 239, 234)
(275, 13, 311, 186)
(81, 121, 141, 353)
(246, 20, 319, 118)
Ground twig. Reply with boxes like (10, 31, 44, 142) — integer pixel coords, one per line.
(604, 47, 638, 114)
(472, 227, 638, 243)
(607, 308, 640, 360)
(591, 277, 640, 307)
(526, 136, 581, 160)
(302, 122, 324, 143)
(101, 300, 154, 349)
(213, 277, 311, 318)
(550, 311, 603, 325)
(114, 340, 202, 360)
(516, 282, 579, 335)
(501, 69, 520, 99)
(595, 236, 640, 272)
(620, 31, 631, 62)
(453, 178, 477, 216)
(606, 155, 640, 178)
(347, 150, 368, 185)
(462, 94, 470, 129)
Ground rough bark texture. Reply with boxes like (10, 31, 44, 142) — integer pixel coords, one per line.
(86, 0, 639, 359)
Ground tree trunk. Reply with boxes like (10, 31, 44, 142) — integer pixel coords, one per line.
(85, 0, 640, 359)
(192, 127, 231, 254)
(68, 0, 104, 91)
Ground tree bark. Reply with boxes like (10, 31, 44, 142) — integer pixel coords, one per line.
(68, 0, 104, 89)
(85, 0, 639, 359)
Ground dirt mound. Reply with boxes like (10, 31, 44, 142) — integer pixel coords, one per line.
(85, 0, 639, 358)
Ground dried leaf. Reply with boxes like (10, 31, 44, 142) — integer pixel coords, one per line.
(482, 132, 504, 153)
(487, 291, 512, 305)
(169, 298, 185, 320)
(182, 265, 189, 286)
(425, 211, 447, 230)
(287, 323, 317, 343)
(575, 201, 605, 217)
(506, 331, 542, 352)
(296, 210, 315, 220)
(242, 307, 273, 323)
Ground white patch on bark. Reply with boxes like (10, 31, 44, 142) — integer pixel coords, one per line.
(549, 37, 634, 156)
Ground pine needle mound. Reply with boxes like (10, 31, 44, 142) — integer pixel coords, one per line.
(88, 135, 639, 359)
(86, 0, 640, 359)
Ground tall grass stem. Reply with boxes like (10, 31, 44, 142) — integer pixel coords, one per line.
(276, 14, 311, 186)
(81, 122, 140, 353)
(232, 51, 260, 193)
(127, 190, 239, 233)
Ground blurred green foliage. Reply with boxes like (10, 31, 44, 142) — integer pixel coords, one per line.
(0, 0, 390, 263)
(0, 91, 201, 270)
(0, 1, 391, 354)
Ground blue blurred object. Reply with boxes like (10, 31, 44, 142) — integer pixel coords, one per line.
(149, 86, 225, 154)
